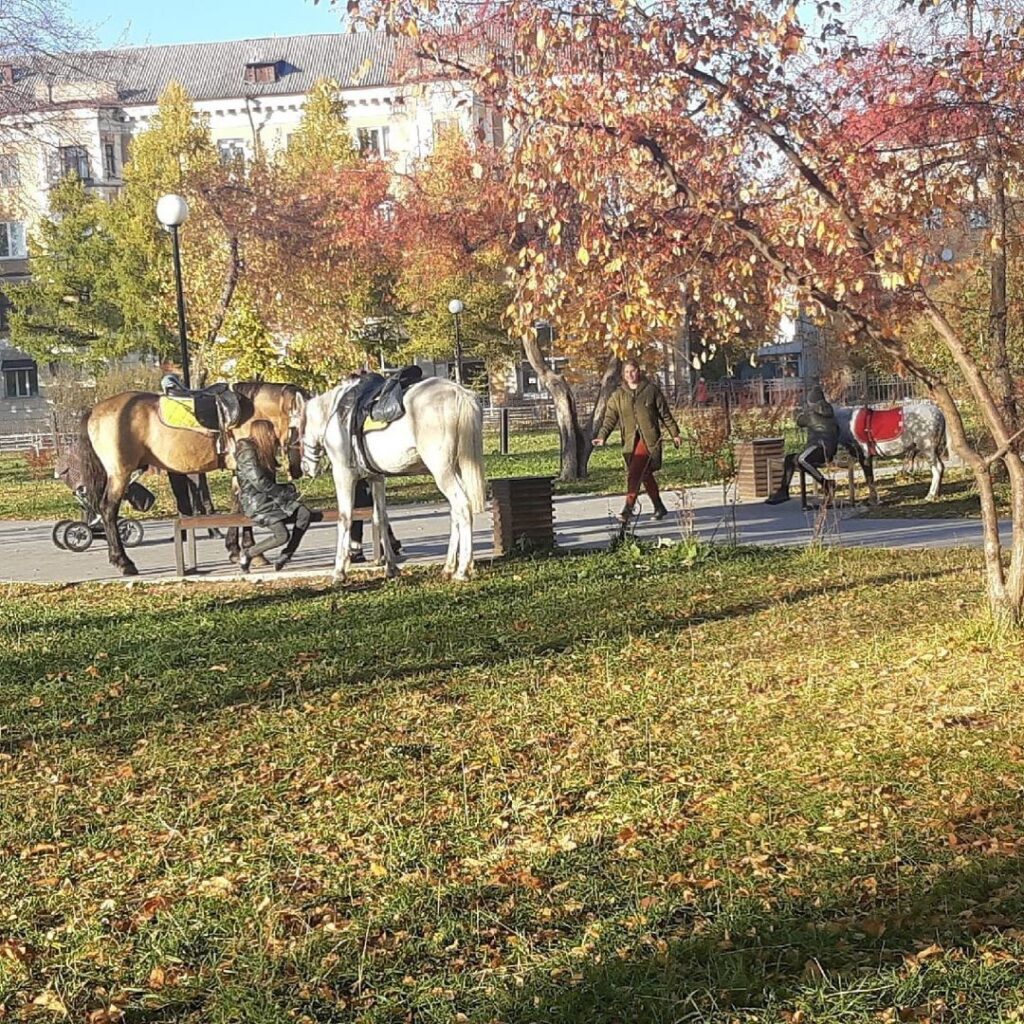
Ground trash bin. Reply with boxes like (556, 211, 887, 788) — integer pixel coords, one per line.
(734, 437, 785, 500)
(490, 476, 555, 556)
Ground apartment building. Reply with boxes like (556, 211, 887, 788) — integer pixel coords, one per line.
(0, 32, 504, 432)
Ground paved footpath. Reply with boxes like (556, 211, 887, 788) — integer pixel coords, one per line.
(0, 484, 1003, 586)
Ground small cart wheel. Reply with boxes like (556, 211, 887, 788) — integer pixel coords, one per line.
(62, 521, 94, 552)
(118, 519, 144, 548)
(51, 519, 76, 549)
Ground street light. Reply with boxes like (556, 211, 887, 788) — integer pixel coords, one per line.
(156, 194, 191, 388)
(448, 298, 464, 385)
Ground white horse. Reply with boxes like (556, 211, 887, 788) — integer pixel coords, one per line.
(301, 377, 487, 581)
(836, 399, 947, 503)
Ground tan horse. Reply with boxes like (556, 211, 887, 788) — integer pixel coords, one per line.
(78, 382, 307, 575)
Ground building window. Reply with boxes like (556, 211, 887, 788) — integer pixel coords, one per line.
(217, 138, 246, 168)
(4, 367, 38, 398)
(451, 360, 486, 388)
(491, 109, 505, 148)
(0, 153, 19, 187)
(59, 145, 90, 181)
(357, 127, 390, 157)
(520, 354, 567, 395)
(0, 222, 26, 259)
(244, 62, 279, 85)
(521, 360, 541, 394)
(103, 141, 117, 179)
(432, 117, 457, 144)
(967, 207, 990, 230)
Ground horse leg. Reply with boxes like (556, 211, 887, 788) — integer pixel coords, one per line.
(331, 464, 354, 582)
(227, 478, 266, 566)
(167, 472, 194, 557)
(927, 453, 944, 500)
(370, 478, 398, 578)
(433, 468, 472, 580)
(863, 454, 879, 505)
(453, 488, 475, 580)
(192, 474, 221, 539)
(101, 470, 137, 576)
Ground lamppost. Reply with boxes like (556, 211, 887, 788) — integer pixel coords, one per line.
(156, 194, 191, 388)
(448, 298, 464, 385)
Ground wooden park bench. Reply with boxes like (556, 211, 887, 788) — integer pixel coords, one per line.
(172, 507, 379, 576)
(765, 453, 860, 510)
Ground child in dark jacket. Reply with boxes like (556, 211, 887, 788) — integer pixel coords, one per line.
(233, 419, 321, 572)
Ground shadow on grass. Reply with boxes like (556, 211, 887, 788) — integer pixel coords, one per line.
(856, 477, 1001, 521)
(0, 548, 960, 753)
(491, 847, 1024, 1024)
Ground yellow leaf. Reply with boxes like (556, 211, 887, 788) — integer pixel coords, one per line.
(577, 245, 590, 266)
(369, 862, 389, 878)
(32, 990, 68, 1016)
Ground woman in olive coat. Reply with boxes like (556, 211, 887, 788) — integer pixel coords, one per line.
(594, 358, 682, 522)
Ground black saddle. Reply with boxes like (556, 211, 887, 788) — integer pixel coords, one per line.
(334, 366, 423, 473)
(161, 375, 243, 430)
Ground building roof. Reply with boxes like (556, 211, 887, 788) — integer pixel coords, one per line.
(3, 32, 419, 112)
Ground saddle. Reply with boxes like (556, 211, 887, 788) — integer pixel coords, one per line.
(158, 377, 244, 434)
(851, 406, 904, 456)
(333, 366, 423, 474)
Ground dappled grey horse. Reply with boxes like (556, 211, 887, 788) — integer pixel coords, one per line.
(835, 399, 946, 504)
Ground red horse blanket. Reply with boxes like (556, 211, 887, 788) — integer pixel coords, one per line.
(851, 406, 904, 456)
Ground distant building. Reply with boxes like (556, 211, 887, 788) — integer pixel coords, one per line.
(0, 32, 505, 433)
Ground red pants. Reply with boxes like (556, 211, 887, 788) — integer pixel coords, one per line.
(625, 437, 660, 506)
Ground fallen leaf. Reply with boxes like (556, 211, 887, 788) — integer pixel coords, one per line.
(31, 990, 68, 1016)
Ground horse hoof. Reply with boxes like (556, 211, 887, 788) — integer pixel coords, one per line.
(121, 563, 139, 577)
(332, 571, 346, 585)
(228, 552, 239, 564)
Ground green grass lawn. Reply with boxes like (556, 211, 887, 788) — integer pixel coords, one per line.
(2, 545, 1024, 1022)
(0, 431, 723, 522)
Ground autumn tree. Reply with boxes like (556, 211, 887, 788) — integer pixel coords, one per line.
(102, 81, 242, 377)
(248, 77, 398, 385)
(350, 0, 1024, 622)
(394, 128, 516, 390)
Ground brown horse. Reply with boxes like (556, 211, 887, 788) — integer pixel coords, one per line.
(77, 382, 307, 575)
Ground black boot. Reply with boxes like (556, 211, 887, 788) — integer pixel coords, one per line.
(616, 502, 635, 524)
(651, 498, 669, 521)
(765, 489, 791, 505)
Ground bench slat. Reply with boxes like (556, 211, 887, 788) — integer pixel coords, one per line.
(174, 508, 370, 530)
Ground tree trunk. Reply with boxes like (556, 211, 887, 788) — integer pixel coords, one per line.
(988, 163, 1017, 434)
(521, 334, 620, 480)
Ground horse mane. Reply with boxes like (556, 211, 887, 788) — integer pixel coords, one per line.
(233, 380, 311, 402)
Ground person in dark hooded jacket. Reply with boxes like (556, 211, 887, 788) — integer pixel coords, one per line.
(765, 383, 840, 505)
(234, 419, 322, 572)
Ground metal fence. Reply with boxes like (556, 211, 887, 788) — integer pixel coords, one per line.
(0, 432, 72, 454)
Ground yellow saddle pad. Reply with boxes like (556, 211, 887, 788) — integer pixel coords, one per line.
(363, 416, 391, 434)
(158, 396, 206, 431)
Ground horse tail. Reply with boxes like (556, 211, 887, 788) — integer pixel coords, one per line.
(76, 412, 108, 505)
(455, 388, 487, 514)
